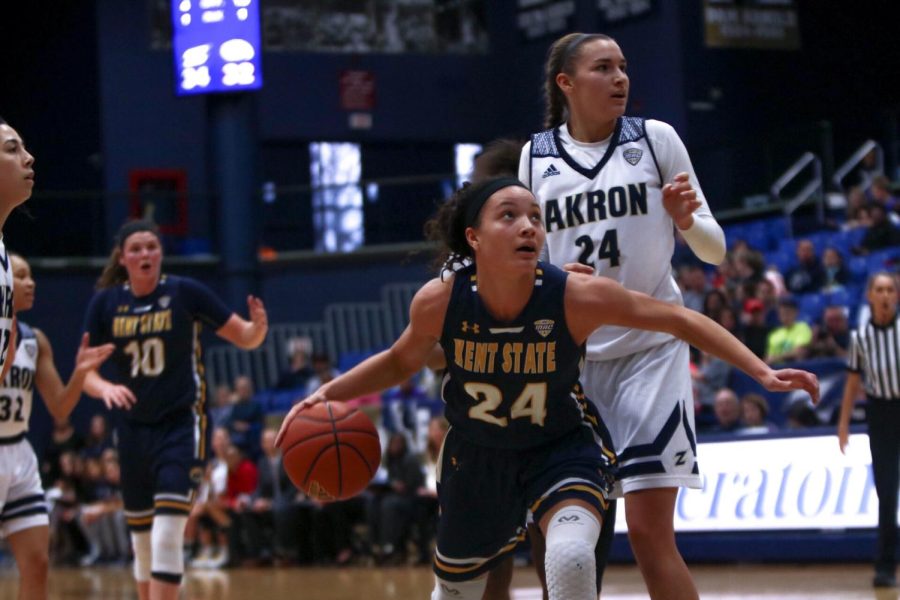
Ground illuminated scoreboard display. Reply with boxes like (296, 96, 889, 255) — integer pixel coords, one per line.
(171, 0, 262, 96)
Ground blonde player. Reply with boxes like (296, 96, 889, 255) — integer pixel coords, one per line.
(519, 34, 725, 600)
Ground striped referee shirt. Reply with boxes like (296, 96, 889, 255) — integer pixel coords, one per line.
(848, 315, 900, 400)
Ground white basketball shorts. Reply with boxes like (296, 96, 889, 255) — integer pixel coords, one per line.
(581, 338, 702, 496)
(0, 438, 49, 537)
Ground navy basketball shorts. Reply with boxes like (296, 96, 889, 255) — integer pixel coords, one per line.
(433, 425, 613, 582)
(117, 410, 208, 531)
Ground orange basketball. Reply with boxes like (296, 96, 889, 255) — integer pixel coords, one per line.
(281, 401, 381, 501)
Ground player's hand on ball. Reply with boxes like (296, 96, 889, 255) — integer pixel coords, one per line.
(275, 391, 326, 447)
(759, 368, 819, 404)
(662, 172, 702, 230)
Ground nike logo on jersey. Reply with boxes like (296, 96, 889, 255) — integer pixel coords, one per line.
(542, 164, 561, 179)
(544, 183, 648, 233)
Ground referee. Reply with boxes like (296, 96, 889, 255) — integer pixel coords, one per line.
(838, 272, 900, 589)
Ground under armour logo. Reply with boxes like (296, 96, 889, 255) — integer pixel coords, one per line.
(674, 450, 688, 466)
(461, 321, 480, 334)
(557, 515, 580, 523)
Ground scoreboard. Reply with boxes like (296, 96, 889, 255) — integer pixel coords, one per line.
(171, 0, 263, 96)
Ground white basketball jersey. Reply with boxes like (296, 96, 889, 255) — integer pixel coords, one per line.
(522, 117, 701, 360)
(0, 322, 37, 438)
(0, 240, 13, 375)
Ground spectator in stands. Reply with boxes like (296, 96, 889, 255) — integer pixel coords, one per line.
(242, 428, 304, 565)
(366, 432, 424, 565)
(81, 414, 112, 460)
(711, 388, 742, 434)
(740, 298, 771, 359)
(766, 297, 813, 365)
(691, 351, 731, 431)
(304, 353, 340, 396)
(415, 416, 448, 565)
(275, 337, 315, 390)
(188, 428, 231, 569)
(717, 306, 740, 336)
(805, 305, 851, 359)
(785, 239, 825, 295)
(226, 375, 265, 460)
(843, 186, 873, 230)
(209, 384, 234, 430)
(702, 289, 729, 322)
(868, 175, 899, 216)
(78, 449, 128, 566)
(755, 277, 783, 327)
(857, 203, 900, 255)
(382, 374, 441, 454)
(41, 417, 84, 488)
(821, 247, 850, 292)
(786, 401, 821, 429)
(678, 264, 708, 313)
(739, 393, 777, 433)
(212, 444, 259, 567)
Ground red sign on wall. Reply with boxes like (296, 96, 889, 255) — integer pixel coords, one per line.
(339, 70, 376, 111)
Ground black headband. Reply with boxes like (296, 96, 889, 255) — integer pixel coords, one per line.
(116, 220, 158, 248)
(464, 177, 530, 228)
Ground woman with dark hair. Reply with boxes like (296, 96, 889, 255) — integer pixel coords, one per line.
(518, 32, 726, 600)
(277, 177, 816, 600)
(81, 219, 267, 600)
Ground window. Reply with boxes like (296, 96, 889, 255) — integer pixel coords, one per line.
(309, 142, 363, 252)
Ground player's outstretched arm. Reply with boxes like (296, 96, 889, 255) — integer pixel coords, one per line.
(34, 331, 116, 421)
(216, 295, 268, 350)
(81, 350, 137, 411)
(566, 275, 819, 402)
(276, 278, 449, 447)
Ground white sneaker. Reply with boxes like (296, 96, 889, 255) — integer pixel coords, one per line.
(206, 548, 229, 569)
(190, 547, 214, 569)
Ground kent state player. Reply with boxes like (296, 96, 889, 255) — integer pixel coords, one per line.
(276, 177, 816, 600)
(1, 254, 115, 599)
(81, 220, 267, 600)
(519, 33, 726, 600)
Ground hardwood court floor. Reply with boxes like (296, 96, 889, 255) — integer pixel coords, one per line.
(0, 563, 897, 599)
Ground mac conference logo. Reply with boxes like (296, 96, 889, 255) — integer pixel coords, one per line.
(623, 148, 643, 165)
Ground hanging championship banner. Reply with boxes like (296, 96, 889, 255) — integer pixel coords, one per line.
(597, 0, 655, 28)
(516, 0, 576, 42)
(704, 0, 800, 50)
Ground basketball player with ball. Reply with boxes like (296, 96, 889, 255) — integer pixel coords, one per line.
(276, 176, 818, 600)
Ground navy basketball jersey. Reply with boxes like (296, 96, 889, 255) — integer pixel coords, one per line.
(439, 262, 588, 449)
(0, 321, 37, 437)
(84, 275, 233, 424)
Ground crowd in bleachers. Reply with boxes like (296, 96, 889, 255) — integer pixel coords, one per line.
(680, 174, 900, 434)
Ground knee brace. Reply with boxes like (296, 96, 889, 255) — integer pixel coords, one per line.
(431, 576, 487, 600)
(131, 531, 152, 583)
(544, 505, 601, 600)
(151, 515, 188, 584)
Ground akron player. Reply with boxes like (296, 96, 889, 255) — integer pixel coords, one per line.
(275, 178, 816, 600)
(519, 33, 726, 600)
(1, 254, 115, 599)
(81, 220, 267, 600)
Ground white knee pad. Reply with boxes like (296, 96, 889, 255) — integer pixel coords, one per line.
(544, 505, 601, 600)
(131, 531, 152, 583)
(151, 515, 188, 582)
(431, 576, 487, 600)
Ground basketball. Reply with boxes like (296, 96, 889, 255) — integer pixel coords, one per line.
(280, 401, 381, 502)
